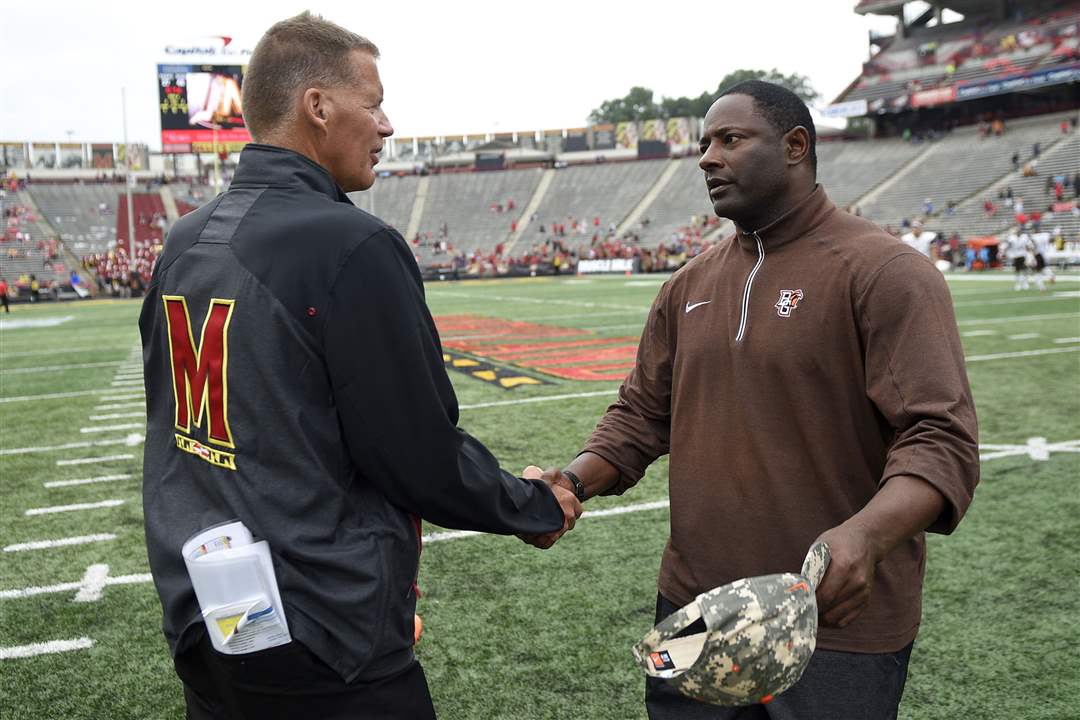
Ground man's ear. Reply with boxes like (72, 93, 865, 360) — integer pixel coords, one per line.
(783, 126, 811, 167)
(301, 88, 329, 133)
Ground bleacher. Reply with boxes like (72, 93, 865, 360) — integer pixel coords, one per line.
(348, 174, 421, 234)
(858, 113, 1076, 229)
(116, 193, 167, 247)
(524, 159, 668, 247)
(631, 157, 713, 245)
(816, 138, 924, 211)
(841, 7, 1080, 106)
(28, 184, 120, 255)
(1, 191, 71, 294)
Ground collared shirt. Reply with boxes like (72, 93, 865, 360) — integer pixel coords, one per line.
(584, 186, 979, 653)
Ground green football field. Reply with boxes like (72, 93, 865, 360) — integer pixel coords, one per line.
(1, 272, 1078, 719)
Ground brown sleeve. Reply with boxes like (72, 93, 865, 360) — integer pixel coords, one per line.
(581, 280, 674, 495)
(858, 252, 980, 534)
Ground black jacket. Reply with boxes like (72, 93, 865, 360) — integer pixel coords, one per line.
(140, 144, 562, 682)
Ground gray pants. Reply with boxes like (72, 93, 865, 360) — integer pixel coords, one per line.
(645, 593, 912, 720)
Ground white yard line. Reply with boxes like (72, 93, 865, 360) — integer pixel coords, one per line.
(953, 295, 1079, 307)
(56, 454, 135, 467)
(4, 534, 117, 553)
(0, 572, 152, 601)
(946, 274, 1080, 283)
(110, 381, 143, 388)
(966, 346, 1080, 362)
(961, 330, 996, 337)
(73, 565, 110, 603)
(99, 393, 144, 402)
(0, 361, 122, 375)
(0, 346, 113, 359)
(428, 289, 646, 312)
(25, 500, 125, 516)
(1006, 333, 1040, 340)
(1054, 337, 1080, 344)
(45, 474, 133, 488)
(0, 638, 94, 660)
(956, 312, 1078, 325)
(88, 412, 145, 421)
(93, 401, 145, 411)
(3, 434, 143, 456)
(80, 423, 144, 434)
(460, 389, 618, 411)
(0, 389, 127, 404)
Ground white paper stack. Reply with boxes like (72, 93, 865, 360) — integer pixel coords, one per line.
(181, 520, 292, 655)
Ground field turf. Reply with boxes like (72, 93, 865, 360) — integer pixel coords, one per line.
(1, 272, 1078, 719)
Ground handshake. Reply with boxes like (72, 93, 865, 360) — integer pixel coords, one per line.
(518, 465, 584, 550)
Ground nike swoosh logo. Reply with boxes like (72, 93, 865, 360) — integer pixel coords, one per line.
(685, 300, 712, 313)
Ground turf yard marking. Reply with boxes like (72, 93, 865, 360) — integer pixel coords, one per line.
(1054, 337, 1080, 343)
(428, 289, 646, 312)
(93, 401, 145, 411)
(100, 393, 143, 402)
(1054, 290, 1080, 297)
(110, 380, 143, 387)
(946, 274, 1080, 282)
(57, 453, 135, 467)
(0, 346, 109, 359)
(3, 434, 144, 456)
(0, 638, 94, 660)
(0, 571, 152, 601)
(1007, 333, 1040, 340)
(953, 295, 1080, 307)
(460, 389, 618, 411)
(88, 412, 144, 421)
(0, 360, 123, 375)
(44, 474, 133, 488)
(0, 389, 138, 404)
(4, 534, 117, 553)
(0, 316, 74, 330)
(956, 312, 1079, 325)
(422, 499, 672, 542)
(962, 330, 996, 337)
(979, 437, 1080, 462)
(24, 500, 125, 516)
(73, 565, 110, 603)
(79, 423, 144, 434)
(966, 346, 1080, 362)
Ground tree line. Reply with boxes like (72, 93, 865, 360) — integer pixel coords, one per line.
(588, 69, 818, 124)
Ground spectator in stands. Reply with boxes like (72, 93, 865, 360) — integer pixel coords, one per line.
(0, 276, 8, 312)
(28, 274, 39, 303)
(983, 198, 997, 216)
(1011, 151, 1020, 170)
(901, 220, 936, 258)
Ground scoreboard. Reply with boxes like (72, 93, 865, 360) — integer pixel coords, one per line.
(158, 63, 251, 153)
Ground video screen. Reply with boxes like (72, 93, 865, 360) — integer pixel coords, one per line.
(158, 64, 251, 149)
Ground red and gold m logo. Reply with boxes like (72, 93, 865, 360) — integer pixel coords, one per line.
(162, 296, 235, 449)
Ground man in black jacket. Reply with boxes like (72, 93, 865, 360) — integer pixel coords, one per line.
(140, 12, 580, 719)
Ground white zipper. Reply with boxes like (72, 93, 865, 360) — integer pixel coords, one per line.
(735, 232, 765, 343)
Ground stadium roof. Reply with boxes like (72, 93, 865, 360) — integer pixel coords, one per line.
(854, 0, 905, 15)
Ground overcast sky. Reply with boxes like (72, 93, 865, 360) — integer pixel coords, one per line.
(0, 0, 897, 149)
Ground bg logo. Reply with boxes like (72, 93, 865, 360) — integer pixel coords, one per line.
(775, 289, 804, 318)
(162, 296, 237, 469)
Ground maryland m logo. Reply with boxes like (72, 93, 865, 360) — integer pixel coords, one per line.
(162, 296, 237, 469)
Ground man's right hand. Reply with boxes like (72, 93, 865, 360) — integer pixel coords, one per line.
(518, 466, 582, 549)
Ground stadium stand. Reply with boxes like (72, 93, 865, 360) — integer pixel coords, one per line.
(816, 138, 926, 211)
(116, 192, 167, 247)
(0, 191, 71, 297)
(630, 157, 714, 246)
(414, 169, 543, 256)
(349, 174, 421, 234)
(28, 184, 120, 255)
(857, 113, 1077, 229)
(524, 159, 669, 247)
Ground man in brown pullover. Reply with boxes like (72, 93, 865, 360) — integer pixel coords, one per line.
(532, 82, 979, 718)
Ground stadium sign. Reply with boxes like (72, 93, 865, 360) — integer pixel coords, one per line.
(821, 99, 868, 118)
(577, 258, 635, 274)
(956, 64, 1080, 102)
(164, 36, 253, 58)
(910, 86, 957, 108)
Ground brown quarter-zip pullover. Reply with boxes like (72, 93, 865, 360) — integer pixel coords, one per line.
(584, 186, 979, 653)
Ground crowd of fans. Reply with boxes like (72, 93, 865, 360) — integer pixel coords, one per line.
(81, 243, 161, 297)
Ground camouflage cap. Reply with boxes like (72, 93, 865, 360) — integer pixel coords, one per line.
(632, 542, 830, 706)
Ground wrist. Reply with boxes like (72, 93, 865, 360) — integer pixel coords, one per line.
(561, 469, 588, 503)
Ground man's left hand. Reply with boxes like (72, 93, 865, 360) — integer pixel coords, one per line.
(813, 521, 880, 629)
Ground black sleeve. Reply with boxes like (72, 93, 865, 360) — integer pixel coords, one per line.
(323, 229, 563, 535)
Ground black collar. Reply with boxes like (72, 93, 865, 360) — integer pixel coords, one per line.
(230, 144, 350, 203)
